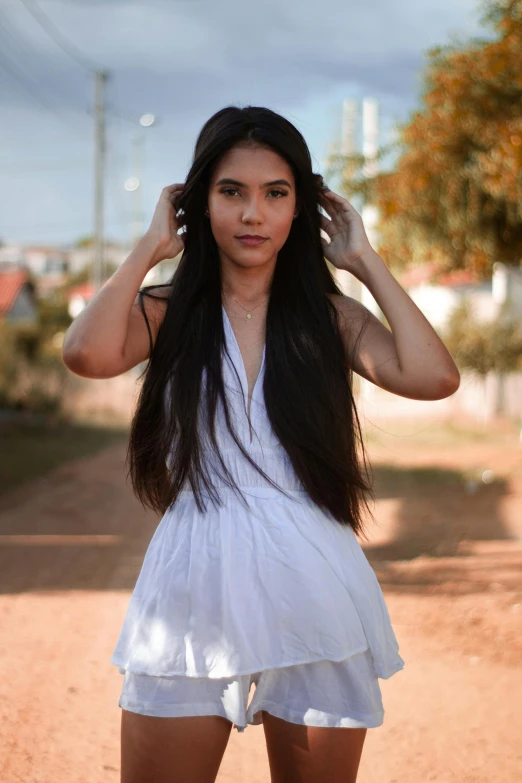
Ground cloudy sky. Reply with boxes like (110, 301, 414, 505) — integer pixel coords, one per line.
(0, 0, 488, 248)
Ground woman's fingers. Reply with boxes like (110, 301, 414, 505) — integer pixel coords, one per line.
(163, 183, 185, 198)
(319, 193, 356, 230)
(320, 188, 350, 207)
(318, 195, 340, 222)
(319, 213, 333, 234)
(322, 190, 357, 216)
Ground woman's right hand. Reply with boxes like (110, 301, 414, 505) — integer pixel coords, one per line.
(144, 183, 186, 266)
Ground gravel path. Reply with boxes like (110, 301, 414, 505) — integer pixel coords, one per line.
(0, 437, 520, 782)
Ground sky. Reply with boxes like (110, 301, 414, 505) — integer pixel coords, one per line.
(0, 0, 489, 248)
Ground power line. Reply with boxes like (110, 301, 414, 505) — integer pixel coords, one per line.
(0, 160, 90, 172)
(0, 215, 132, 234)
(0, 10, 49, 76)
(0, 10, 91, 133)
(0, 50, 85, 133)
(17, 0, 102, 73)
(7, 3, 142, 127)
(3, 2, 153, 129)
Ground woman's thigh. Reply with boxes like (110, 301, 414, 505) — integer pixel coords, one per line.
(120, 708, 233, 783)
(262, 711, 367, 783)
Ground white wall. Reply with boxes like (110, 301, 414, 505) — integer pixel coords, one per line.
(358, 370, 522, 423)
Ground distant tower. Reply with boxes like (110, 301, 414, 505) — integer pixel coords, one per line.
(361, 98, 381, 317)
(332, 99, 360, 298)
(359, 98, 384, 413)
(341, 98, 358, 158)
(332, 97, 381, 310)
(362, 98, 379, 177)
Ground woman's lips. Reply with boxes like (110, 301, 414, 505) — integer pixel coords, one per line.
(235, 236, 267, 246)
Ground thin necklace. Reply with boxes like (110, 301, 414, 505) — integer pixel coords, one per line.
(225, 295, 268, 321)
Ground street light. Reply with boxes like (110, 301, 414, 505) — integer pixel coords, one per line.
(139, 113, 155, 127)
(126, 114, 158, 248)
(124, 177, 140, 192)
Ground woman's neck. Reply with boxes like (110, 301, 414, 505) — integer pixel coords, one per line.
(220, 258, 274, 308)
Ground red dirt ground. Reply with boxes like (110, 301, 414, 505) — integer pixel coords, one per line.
(0, 421, 521, 782)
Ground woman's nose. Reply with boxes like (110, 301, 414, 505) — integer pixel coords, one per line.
(242, 199, 263, 220)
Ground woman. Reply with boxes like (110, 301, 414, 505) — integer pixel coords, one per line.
(63, 105, 460, 783)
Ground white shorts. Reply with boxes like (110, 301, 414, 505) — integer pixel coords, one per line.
(117, 648, 385, 732)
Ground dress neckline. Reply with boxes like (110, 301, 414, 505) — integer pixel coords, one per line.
(222, 304, 266, 432)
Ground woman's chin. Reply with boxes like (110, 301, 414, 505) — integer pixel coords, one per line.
(220, 248, 276, 268)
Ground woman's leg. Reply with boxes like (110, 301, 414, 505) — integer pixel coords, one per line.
(262, 711, 367, 783)
(121, 709, 233, 783)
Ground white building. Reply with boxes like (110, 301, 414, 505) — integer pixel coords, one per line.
(396, 261, 522, 329)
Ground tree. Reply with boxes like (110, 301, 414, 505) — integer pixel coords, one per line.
(327, 0, 522, 279)
(444, 299, 522, 374)
(443, 297, 522, 418)
(0, 321, 18, 407)
(60, 260, 119, 290)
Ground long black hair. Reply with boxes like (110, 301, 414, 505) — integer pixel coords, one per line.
(127, 105, 374, 540)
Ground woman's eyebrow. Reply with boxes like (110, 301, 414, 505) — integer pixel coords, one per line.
(215, 177, 292, 189)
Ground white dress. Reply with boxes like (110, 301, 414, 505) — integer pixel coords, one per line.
(110, 306, 405, 682)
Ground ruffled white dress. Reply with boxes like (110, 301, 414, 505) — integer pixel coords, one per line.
(110, 306, 404, 692)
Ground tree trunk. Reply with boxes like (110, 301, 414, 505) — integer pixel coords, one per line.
(494, 371, 506, 417)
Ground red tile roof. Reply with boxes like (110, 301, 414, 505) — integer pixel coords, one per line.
(398, 263, 438, 287)
(68, 282, 96, 300)
(435, 269, 476, 286)
(399, 262, 477, 288)
(0, 269, 30, 316)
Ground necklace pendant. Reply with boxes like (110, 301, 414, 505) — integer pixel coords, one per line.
(246, 312, 252, 319)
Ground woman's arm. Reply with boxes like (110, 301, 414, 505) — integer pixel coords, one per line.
(329, 250, 460, 401)
(62, 236, 166, 378)
(317, 187, 460, 401)
(62, 184, 184, 379)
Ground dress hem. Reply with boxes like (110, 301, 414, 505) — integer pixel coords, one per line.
(111, 646, 405, 681)
(247, 700, 385, 730)
(118, 696, 242, 724)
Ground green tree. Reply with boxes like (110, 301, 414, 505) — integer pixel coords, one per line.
(61, 260, 119, 290)
(444, 299, 522, 376)
(0, 321, 19, 407)
(443, 298, 522, 418)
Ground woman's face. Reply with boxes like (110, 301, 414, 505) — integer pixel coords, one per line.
(207, 143, 297, 269)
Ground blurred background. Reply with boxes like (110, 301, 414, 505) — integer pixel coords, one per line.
(0, 1, 521, 781)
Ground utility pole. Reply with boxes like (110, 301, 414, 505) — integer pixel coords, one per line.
(338, 98, 359, 299)
(341, 98, 357, 168)
(92, 70, 108, 293)
(131, 131, 144, 248)
(361, 98, 381, 317)
(124, 115, 156, 250)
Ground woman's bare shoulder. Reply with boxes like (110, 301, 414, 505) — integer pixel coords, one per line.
(326, 292, 369, 326)
(135, 284, 173, 320)
(139, 283, 173, 302)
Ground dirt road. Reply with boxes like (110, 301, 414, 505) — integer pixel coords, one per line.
(0, 426, 520, 782)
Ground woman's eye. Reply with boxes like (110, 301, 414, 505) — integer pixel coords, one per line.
(220, 188, 288, 198)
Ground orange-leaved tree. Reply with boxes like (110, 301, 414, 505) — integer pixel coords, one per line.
(326, 0, 522, 280)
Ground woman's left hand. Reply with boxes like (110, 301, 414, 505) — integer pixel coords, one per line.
(318, 188, 375, 276)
